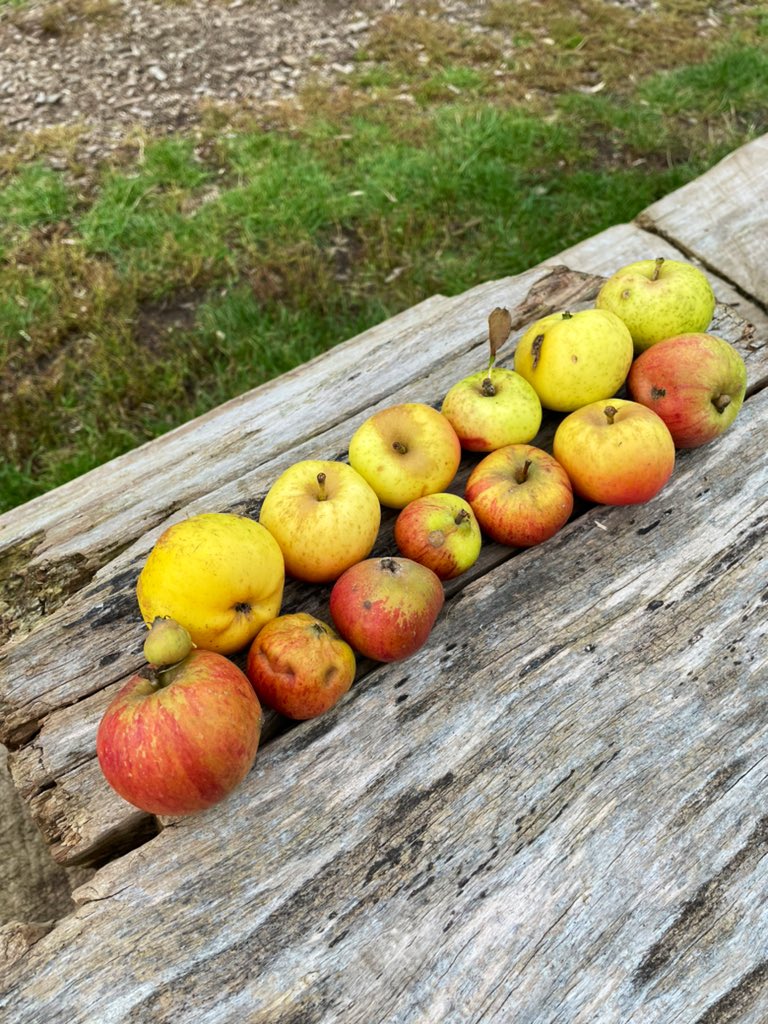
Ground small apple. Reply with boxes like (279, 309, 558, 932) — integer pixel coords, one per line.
(137, 512, 284, 655)
(513, 308, 633, 412)
(394, 492, 482, 580)
(464, 444, 574, 548)
(259, 460, 381, 583)
(441, 307, 542, 451)
(553, 398, 675, 505)
(329, 556, 444, 662)
(596, 256, 716, 352)
(246, 613, 356, 720)
(627, 332, 747, 449)
(143, 617, 194, 667)
(348, 403, 461, 509)
(96, 649, 262, 816)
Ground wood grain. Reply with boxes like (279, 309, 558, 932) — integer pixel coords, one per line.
(1, 385, 765, 1024)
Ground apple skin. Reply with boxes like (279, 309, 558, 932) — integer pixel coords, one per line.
(627, 332, 747, 449)
(464, 444, 574, 548)
(246, 613, 356, 720)
(348, 403, 461, 509)
(596, 257, 716, 353)
(553, 398, 675, 505)
(513, 308, 634, 412)
(96, 650, 262, 816)
(329, 556, 444, 662)
(394, 492, 482, 580)
(441, 367, 542, 451)
(137, 512, 284, 655)
(259, 460, 381, 583)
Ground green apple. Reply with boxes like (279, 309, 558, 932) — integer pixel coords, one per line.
(513, 308, 633, 412)
(259, 460, 381, 583)
(394, 493, 482, 580)
(596, 256, 716, 353)
(348, 403, 461, 509)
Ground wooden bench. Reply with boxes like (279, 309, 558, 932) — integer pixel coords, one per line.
(1, 133, 767, 1022)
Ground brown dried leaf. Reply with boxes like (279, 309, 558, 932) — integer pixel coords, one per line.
(488, 307, 513, 359)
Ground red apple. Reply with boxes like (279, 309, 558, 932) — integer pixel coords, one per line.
(96, 650, 262, 816)
(329, 556, 444, 662)
(246, 613, 356, 720)
(553, 398, 675, 505)
(465, 444, 574, 548)
(627, 332, 747, 448)
(394, 492, 482, 580)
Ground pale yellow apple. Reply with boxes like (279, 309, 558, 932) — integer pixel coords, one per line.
(348, 403, 461, 509)
(259, 460, 381, 583)
(514, 308, 633, 412)
(136, 512, 284, 655)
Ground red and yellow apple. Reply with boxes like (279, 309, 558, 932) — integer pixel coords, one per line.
(348, 403, 461, 509)
(329, 556, 444, 662)
(96, 649, 262, 816)
(259, 460, 381, 583)
(137, 512, 284, 655)
(246, 613, 356, 720)
(465, 444, 574, 548)
(627, 332, 747, 448)
(441, 368, 542, 451)
(513, 308, 633, 412)
(596, 256, 716, 352)
(394, 492, 482, 580)
(553, 398, 675, 505)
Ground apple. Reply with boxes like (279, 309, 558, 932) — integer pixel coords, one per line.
(441, 306, 542, 451)
(596, 256, 716, 352)
(348, 403, 461, 509)
(513, 308, 633, 412)
(329, 556, 444, 662)
(553, 398, 675, 505)
(627, 332, 747, 449)
(96, 649, 262, 816)
(259, 460, 381, 583)
(137, 512, 285, 655)
(464, 444, 574, 548)
(246, 612, 356, 720)
(394, 492, 482, 580)
(143, 617, 194, 667)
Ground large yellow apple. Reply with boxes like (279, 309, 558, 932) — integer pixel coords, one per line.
(514, 308, 633, 412)
(259, 460, 381, 583)
(348, 403, 461, 509)
(136, 512, 285, 655)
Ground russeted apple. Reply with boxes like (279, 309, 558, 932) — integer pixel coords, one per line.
(394, 492, 482, 580)
(553, 398, 675, 505)
(97, 650, 262, 816)
(330, 556, 444, 662)
(441, 307, 542, 451)
(627, 332, 747, 448)
(465, 444, 574, 548)
(246, 613, 356, 720)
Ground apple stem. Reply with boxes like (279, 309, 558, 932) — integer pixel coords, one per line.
(713, 394, 732, 413)
(392, 441, 408, 455)
(561, 310, 573, 320)
(481, 374, 496, 397)
(515, 459, 532, 484)
(603, 405, 617, 425)
(652, 256, 664, 281)
(454, 509, 471, 526)
(316, 472, 328, 501)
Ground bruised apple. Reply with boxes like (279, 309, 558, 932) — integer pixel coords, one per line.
(394, 492, 482, 580)
(330, 556, 444, 662)
(246, 613, 356, 720)
(96, 650, 262, 816)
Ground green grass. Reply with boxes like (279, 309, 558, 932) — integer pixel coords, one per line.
(2, 1, 768, 512)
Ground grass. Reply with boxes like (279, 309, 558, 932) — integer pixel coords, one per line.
(2, 0, 768, 512)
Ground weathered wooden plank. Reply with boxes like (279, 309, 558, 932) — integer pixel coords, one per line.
(638, 133, 768, 305)
(1, 387, 765, 1024)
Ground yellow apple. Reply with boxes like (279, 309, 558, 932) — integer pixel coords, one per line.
(259, 460, 381, 583)
(514, 308, 633, 412)
(441, 367, 542, 451)
(348, 403, 461, 509)
(137, 512, 285, 655)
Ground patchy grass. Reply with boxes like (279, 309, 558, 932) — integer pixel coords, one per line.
(1, 0, 768, 511)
